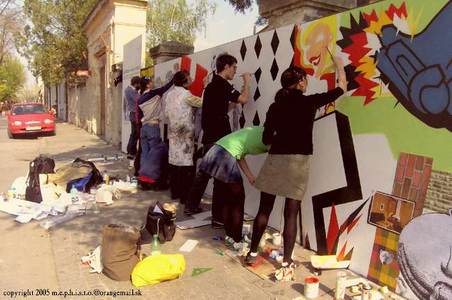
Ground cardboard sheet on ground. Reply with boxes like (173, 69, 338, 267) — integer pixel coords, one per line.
(219, 243, 302, 280)
(176, 211, 212, 229)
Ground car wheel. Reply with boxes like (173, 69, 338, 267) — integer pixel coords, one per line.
(7, 130, 15, 139)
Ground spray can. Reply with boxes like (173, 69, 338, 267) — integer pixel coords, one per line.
(334, 271, 347, 300)
(103, 172, 110, 185)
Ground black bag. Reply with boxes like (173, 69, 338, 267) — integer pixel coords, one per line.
(65, 158, 103, 193)
(145, 202, 176, 244)
(25, 156, 55, 203)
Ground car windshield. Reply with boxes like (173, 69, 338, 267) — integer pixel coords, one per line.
(13, 104, 46, 115)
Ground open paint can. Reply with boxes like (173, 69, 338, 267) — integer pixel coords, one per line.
(304, 276, 320, 299)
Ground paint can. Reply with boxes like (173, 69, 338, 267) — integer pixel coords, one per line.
(304, 276, 320, 299)
(272, 233, 282, 246)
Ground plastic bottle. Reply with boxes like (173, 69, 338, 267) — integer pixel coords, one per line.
(91, 201, 100, 214)
(70, 187, 79, 203)
(151, 234, 161, 256)
(131, 176, 138, 188)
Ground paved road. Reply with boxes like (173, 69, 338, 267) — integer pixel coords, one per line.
(0, 116, 342, 300)
(0, 117, 119, 299)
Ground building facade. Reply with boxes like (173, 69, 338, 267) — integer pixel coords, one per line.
(67, 0, 147, 146)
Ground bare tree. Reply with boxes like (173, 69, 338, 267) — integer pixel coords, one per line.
(0, 0, 21, 65)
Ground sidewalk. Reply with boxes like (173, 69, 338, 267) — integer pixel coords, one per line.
(0, 120, 361, 300)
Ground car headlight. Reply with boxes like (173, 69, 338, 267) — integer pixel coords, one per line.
(13, 121, 22, 126)
(44, 119, 54, 124)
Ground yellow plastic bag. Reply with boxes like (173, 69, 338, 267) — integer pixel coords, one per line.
(131, 254, 185, 287)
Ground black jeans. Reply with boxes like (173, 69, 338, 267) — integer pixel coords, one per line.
(185, 143, 224, 222)
(219, 181, 245, 242)
(169, 164, 195, 204)
(127, 120, 140, 156)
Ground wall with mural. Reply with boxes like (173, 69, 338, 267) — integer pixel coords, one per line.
(153, 0, 452, 298)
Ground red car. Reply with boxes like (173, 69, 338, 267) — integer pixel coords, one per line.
(7, 103, 56, 138)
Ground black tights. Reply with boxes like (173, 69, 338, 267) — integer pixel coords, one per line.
(250, 192, 300, 264)
(216, 181, 245, 242)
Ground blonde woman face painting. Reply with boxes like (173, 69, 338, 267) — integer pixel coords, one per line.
(305, 23, 334, 77)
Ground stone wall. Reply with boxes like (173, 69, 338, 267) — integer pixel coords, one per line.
(67, 84, 89, 131)
(425, 170, 452, 213)
(257, 0, 383, 31)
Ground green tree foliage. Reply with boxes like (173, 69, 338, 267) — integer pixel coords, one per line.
(225, 0, 253, 13)
(0, 55, 25, 102)
(16, 0, 97, 85)
(147, 0, 216, 54)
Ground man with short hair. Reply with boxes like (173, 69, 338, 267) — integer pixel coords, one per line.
(125, 76, 141, 159)
(185, 53, 251, 227)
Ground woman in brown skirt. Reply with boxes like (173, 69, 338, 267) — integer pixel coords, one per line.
(246, 61, 347, 281)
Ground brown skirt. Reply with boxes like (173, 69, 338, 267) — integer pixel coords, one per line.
(254, 154, 311, 200)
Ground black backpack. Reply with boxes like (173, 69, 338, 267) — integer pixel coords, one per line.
(145, 202, 176, 244)
(25, 156, 55, 203)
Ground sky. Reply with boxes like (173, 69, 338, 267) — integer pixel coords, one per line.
(21, 0, 261, 87)
(193, 0, 260, 52)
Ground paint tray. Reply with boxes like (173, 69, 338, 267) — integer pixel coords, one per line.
(310, 255, 350, 269)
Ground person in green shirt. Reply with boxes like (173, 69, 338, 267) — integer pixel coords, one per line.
(195, 126, 268, 242)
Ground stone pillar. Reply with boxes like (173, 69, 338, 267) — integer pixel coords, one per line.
(150, 41, 194, 64)
(257, 0, 364, 30)
(358, 0, 382, 6)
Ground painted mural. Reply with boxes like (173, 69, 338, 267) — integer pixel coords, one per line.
(153, 0, 452, 298)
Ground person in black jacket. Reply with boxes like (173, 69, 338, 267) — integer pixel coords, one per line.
(245, 60, 347, 281)
(184, 53, 251, 227)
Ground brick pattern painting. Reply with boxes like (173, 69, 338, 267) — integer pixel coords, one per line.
(392, 153, 433, 217)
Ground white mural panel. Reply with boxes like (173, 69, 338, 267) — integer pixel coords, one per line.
(121, 35, 145, 153)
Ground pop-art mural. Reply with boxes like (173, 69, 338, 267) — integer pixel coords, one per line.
(153, 0, 452, 297)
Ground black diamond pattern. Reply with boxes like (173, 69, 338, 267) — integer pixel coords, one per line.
(240, 40, 247, 61)
(253, 112, 260, 126)
(254, 67, 262, 84)
(271, 31, 280, 55)
(239, 111, 246, 128)
(254, 87, 261, 101)
(254, 36, 262, 58)
(270, 58, 279, 80)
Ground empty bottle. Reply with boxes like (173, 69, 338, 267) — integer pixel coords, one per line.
(151, 234, 161, 256)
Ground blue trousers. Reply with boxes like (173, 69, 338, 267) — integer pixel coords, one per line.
(139, 124, 168, 181)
